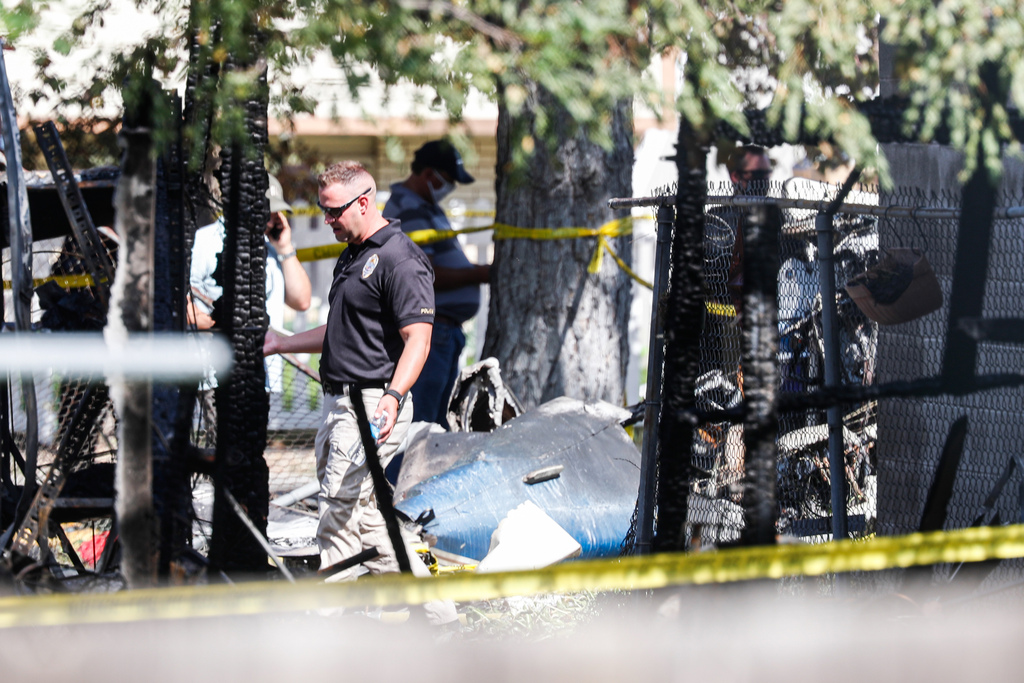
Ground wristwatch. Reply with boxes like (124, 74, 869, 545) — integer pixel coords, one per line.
(384, 388, 404, 403)
(276, 248, 297, 263)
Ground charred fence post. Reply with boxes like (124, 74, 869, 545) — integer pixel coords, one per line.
(153, 92, 193, 575)
(110, 81, 159, 587)
(655, 118, 708, 551)
(208, 86, 271, 575)
(737, 195, 781, 546)
(941, 163, 997, 393)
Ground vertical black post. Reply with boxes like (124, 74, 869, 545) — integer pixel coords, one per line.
(154, 92, 192, 575)
(941, 62, 1002, 393)
(655, 114, 707, 551)
(208, 60, 271, 575)
(636, 204, 674, 554)
(737, 198, 781, 546)
(210, 139, 270, 575)
(941, 163, 996, 392)
(815, 212, 848, 542)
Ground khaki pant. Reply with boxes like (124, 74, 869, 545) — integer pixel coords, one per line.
(314, 387, 412, 581)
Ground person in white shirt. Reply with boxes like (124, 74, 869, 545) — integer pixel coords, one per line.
(188, 174, 312, 392)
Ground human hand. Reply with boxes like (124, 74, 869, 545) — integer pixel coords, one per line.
(372, 394, 400, 443)
(266, 211, 293, 249)
(186, 296, 215, 330)
(263, 329, 283, 357)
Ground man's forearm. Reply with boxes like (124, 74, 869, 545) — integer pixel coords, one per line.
(281, 256, 312, 311)
(266, 325, 326, 356)
(390, 322, 432, 396)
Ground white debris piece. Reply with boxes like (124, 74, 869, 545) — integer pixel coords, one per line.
(476, 500, 582, 573)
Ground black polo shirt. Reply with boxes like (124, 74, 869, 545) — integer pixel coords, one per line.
(320, 219, 435, 385)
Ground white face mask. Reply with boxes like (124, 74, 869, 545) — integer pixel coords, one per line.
(428, 170, 455, 204)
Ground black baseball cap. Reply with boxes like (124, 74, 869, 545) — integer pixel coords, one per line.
(413, 140, 475, 184)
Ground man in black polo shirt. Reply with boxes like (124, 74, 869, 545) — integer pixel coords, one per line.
(264, 160, 433, 580)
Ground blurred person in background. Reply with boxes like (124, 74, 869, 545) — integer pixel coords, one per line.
(188, 173, 312, 390)
(383, 140, 489, 429)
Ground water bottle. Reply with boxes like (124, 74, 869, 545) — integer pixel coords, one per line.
(370, 411, 388, 442)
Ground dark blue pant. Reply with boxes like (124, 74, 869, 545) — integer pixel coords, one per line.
(411, 317, 466, 429)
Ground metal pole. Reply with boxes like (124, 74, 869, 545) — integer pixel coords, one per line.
(0, 40, 38, 541)
(636, 205, 674, 554)
(814, 213, 848, 542)
(111, 111, 158, 588)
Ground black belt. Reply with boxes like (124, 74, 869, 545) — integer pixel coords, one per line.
(321, 379, 388, 396)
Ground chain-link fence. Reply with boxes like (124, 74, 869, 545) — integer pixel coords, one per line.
(1, 227, 323, 576)
(264, 353, 320, 496)
(683, 179, 879, 548)
(679, 177, 1024, 567)
(2, 234, 119, 572)
(873, 185, 1024, 542)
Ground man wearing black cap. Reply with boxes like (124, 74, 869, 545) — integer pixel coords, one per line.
(383, 139, 490, 428)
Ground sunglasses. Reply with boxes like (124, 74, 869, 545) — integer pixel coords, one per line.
(737, 170, 771, 181)
(318, 187, 371, 219)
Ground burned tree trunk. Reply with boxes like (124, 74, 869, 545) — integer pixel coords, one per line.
(483, 85, 633, 408)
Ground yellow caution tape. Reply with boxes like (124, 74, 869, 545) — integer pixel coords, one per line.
(706, 301, 737, 317)
(3, 274, 99, 290)
(295, 242, 348, 263)
(491, 217, 632, 242)
(591, 235, 653, 290)
(2, 523, 1024, 629)
(297, 218, 645, 289)
(16, 216, 643, 290)
(404, 225, 492, 245)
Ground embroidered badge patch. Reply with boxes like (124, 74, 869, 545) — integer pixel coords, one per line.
(362, 254, 379, 279)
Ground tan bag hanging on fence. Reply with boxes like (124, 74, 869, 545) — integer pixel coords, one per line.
(845, 247, 943, 325)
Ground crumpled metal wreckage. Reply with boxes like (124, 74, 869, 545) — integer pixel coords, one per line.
(268, 359, 641, 566)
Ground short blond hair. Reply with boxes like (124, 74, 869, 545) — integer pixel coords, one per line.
(318, 161, 373, 190)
